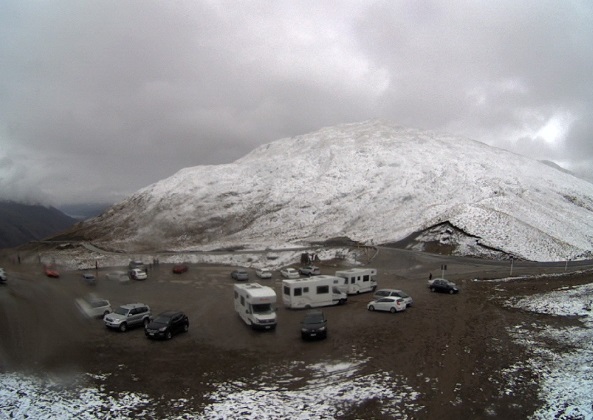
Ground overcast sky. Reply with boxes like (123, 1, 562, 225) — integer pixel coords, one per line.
(1, 1, 592, 206)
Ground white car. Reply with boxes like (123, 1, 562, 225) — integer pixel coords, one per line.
(75, 296, 112, 318)
(367, 297, 406, 313)
(373, 289, 413, 307)
(255, 268, 272, 279)
(129, 268, 147, 280)
(280, 267, 300, 279)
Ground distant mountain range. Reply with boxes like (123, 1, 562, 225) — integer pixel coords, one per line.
(61, 120, 593, 261)
(0, 201, 76, 248)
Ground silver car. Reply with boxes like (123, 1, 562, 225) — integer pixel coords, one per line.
(373, 289, 413, 307)
(76, 296, 111, 318)
(104, 303, 152, 332)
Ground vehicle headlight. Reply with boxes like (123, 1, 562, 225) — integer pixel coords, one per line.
(301, 328, 308, 332)
(319, 326, 326, 331)
(159, 326, 167, 332)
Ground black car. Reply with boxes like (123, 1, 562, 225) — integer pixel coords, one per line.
(145, 310, 189, 340)
(301, 309, 327, 340)
(429, 279, 459, 294)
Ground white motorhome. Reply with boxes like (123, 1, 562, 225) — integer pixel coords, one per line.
(282, 275, 348, 309)
(233, 283, 277, 330)
(335, 268, 378, 295)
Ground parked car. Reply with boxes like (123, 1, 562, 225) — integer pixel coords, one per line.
(82, 272, 96, 285)
(231, 269, 249, 281)
(172, 264, 188, 274)
(0, 267, 7, 284)
(280, 267, 300, 279)
(44, 265, 60, 278)
(104, 303, 152, 332)
(129, 268, 148, 280)
(145, 310, 189, 340)
(75, 296, 112, 318)
(299, 265, 321, 276)
(373, 289, 414, 307)
(301, 309, 327, 340)
(367, 297, 407, 313)
(429, 279, 459, 294)
(255, 268, 272, 279)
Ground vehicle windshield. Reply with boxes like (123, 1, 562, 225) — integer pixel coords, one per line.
(252, 303, 273, 314)
(398, 291, 409, 298)
(154, 315, 173, 324)
(304, 313, 324, 324)
(113, 307, 129, 316)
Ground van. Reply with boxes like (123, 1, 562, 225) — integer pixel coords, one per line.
(282, 275, 348, 309)
(234, 283, 277, 330)
(335, 268, 378, 295)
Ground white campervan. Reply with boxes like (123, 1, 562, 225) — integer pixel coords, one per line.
(335, 268, 378, 295)
(282, 275, 348, 309)
(234, 283, 277, 330)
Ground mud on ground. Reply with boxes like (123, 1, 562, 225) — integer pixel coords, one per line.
(1, 248, 591, 419)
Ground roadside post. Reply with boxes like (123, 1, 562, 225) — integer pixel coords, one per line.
(441, 264, 447, 278)
(510, 256, 514, 276)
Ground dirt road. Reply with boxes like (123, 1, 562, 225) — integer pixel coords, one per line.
(1, 247, 591, 418)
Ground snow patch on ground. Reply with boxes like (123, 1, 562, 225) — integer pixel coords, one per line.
(504, 282, 593, 419)
(0, 355, 423, 419)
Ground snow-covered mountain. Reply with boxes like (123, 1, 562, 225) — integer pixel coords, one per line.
(68, 120, 593, 261)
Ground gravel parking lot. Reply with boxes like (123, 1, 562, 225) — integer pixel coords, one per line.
(1, 247, 591, 418)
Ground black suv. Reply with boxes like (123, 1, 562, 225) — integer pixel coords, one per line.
(301, 309, 327, 340)
(145, 310, 189, 340)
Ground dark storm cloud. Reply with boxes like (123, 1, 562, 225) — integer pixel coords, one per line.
(0, 0, 592, 205)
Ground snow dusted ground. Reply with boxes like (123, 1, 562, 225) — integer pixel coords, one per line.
(1, 354, 422, 419)
(3, 271, 593, 418)
(492, 274, 593, 419)
(33, 244, 360, 272)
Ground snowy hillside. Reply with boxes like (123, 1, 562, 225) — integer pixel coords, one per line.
(71, 120, 593, 261)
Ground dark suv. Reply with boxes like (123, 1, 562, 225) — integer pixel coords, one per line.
(104, 303, 152, 332)
(301, 309, 327, 340)
(145, 311, 189, 340)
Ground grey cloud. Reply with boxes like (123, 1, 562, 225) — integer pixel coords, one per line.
(0, 1, 592, 205)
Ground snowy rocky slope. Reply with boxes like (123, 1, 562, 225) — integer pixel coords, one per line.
(67, 119, 593, 261)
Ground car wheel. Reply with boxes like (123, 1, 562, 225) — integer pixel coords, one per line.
(165, 331, 172, 340)
(368, 305, 375, 311)
(103, 310, 110, 317)
(183, 323, 189, 332)
(339, 298, 346, 305)
(119, 323, 127, 332)
(143, 318, 150, 327)
(449, 289, 454, 294)
(430, 287, 436, 293)
(305, 305, 311, 309)
(390, 307, 396, 313)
